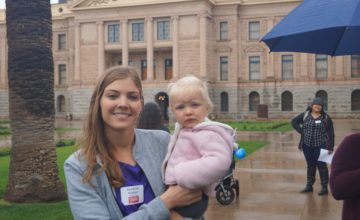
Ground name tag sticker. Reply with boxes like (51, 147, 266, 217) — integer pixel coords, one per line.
(315, 120, 321, 124)
(120, 185, 144, 206)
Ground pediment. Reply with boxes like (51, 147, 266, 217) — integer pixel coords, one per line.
(69, 0, 118, 9)
(215, 44, 232, 53)
(243, 45, 265, 53)
(69, 0, 197, 10)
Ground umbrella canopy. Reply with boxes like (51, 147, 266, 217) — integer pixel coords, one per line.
(261, 0, 360, 56)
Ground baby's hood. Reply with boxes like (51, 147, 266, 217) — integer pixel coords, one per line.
(193, 118, 238, 150)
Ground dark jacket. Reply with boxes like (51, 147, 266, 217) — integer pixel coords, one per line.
(330, 133, 360, 220)
(291, 109, 335, 151)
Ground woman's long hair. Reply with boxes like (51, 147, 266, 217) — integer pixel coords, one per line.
(79, 66, 143, 188)
(137, 102, 165, 130)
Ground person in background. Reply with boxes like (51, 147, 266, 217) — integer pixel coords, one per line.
(291, 97, 334, 196)
(330, 133, 360, 220)
(64, 66, 202, 220)
(162, 75, 235, 218)
(137, 102, 170, 132)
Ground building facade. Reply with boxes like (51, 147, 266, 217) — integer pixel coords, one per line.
(0, 0, 359, 120)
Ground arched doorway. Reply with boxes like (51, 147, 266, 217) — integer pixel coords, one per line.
(155, 92, 169, 123)
(315, 90, 328, 111)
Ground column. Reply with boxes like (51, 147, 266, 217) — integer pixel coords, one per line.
(0, 30, 6, 85)
(199, 14, 207, 78)
(266, 18, 274, 79)
(146, 17, 154, 80)
(97, 21, 104, 76)
(335, 56, 344, 79)
(121, 19, 129, 66)
(172, 16, 179, 79)
(74, 22, 81, 81)
(300, 53, 308, 77)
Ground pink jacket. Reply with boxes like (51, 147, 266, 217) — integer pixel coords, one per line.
(162, 119, 235, 197)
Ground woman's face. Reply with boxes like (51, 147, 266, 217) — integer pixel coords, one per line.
(312, 104, 322, 113)
(100, 78, 143, 132)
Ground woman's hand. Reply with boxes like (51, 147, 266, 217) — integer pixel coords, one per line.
(160, 185, 202, 209)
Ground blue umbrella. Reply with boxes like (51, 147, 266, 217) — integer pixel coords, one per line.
(261, 0, 360, 56)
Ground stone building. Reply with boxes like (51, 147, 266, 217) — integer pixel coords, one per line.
(0, 0, 359, 120)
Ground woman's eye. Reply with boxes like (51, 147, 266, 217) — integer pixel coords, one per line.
(107, 94, 118, 99)
(128, 95, 140, 101)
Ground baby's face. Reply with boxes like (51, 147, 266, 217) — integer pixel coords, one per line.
(171, 91, 209, 129)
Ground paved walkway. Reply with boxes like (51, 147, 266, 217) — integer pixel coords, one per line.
(205, 119, 360, 220)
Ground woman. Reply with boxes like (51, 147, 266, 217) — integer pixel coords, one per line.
(137, 102, 170, 132)
(330, 133, 360, 220)
(64, 66, 202, 219)
(291, 97, 334, 196)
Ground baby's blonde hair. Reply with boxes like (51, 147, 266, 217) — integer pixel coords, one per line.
(167, 75, 213, 113)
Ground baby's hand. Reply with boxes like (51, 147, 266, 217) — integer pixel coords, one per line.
(168, 211, 184, 220)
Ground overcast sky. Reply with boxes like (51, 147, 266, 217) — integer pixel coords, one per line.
(0, 0, 59, 9)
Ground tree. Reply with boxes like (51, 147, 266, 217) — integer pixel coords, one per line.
(4, 0, 66, 202)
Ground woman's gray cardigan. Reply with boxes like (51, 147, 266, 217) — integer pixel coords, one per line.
(64, 129, 171, 220)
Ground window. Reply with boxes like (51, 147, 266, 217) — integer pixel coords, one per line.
(249, 21, 260, 40)
(157, 20, 170, 40)
(58, 34, 66, 50)
(315, 54, 328, 79)
(219, 21, 228, 40)
(281, 55, 293, 80)
(57, 95, 65, 113)
(132, 22, 144, 41)
(315, 90, 328, 111)
(351, 90, 360, 111)
(220, 92, 229, 112)
(220, 56, 228, 81)
(281, 91, 293, 111)
(58, 64, 66, 85)
(108, 23, 119, 43)
(249, 56, 260, 80)
(249, 92, 260, 112)
(165, 59, 172, 80)
(141, 60, 147, 80)
(351, 55, 360, 78)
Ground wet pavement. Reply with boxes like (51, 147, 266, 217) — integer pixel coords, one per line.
(205, 119, 360, 220)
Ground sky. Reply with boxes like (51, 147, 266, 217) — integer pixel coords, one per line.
(0, 0, 59, 9)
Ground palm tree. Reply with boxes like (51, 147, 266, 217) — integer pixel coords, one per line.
(4, 0, 66, 202)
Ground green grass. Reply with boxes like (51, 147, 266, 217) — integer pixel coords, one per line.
(0, 127, 79, 136)
(0, 139, 267, 219)
(223, 120, 292, 132)
(168, 120, 292, 133)
(0, 200, 72, 220)
(0, 126, 11, 135)
(0, 146, 76, 220)
(237, 140, 269, 157)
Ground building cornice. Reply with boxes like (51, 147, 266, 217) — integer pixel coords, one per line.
(0, 0, 303, 23)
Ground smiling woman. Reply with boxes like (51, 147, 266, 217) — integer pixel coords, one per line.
(64, 66, 203, 220)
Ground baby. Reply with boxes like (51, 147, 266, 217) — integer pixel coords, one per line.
(162, 75, 236, 218)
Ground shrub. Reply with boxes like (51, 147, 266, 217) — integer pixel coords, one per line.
(56, 138, 76, 148)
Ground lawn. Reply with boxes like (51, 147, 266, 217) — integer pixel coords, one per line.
(0, 146, 76, 220)
(223, 120, 292, 132)
(0, 126, 80, 136)
(237, 140, 269, 157)
(168, 120, 293, 133)
(0, 140, 268, 219)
